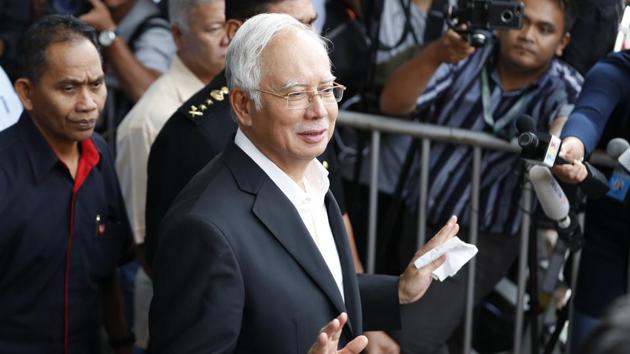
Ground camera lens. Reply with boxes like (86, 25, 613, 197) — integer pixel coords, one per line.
(500, 10, 514, 23)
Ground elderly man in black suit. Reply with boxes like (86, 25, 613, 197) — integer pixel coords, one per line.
(149, 13, 459, 354)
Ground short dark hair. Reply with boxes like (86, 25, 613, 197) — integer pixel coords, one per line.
(20, 14, 98, 81)
(225, 0, 285, 22)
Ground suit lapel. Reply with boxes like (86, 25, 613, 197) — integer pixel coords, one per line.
(325, 193, 361, 337)
(223, 143, 348, 322)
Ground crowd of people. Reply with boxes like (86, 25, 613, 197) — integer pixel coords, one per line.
(0, 0, 629, 354)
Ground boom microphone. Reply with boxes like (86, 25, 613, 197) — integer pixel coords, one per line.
(528, 165, 582, 295)
(529, 165, 570, 228)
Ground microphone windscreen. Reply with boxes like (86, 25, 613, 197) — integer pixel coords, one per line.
(528, 165, 570, 221)
(606, 138, 630, 159)
(516, 115, 536, 134)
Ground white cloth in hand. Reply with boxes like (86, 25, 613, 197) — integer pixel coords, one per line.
(414, 236, 478, 281)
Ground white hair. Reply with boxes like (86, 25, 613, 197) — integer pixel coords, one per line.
(225, 13, 330, 110)
(169, 0, 221, 32)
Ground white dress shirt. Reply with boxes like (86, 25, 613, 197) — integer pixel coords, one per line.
(235, 129, 345, 300)
(116, 55, 204, 245)
(0, 65, 22, 131)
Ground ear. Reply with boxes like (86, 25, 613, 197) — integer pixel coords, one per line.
(171, 25, 184, 50)
(230, 88, 254, 127)
(14, 78, 34, 111)
(555, 32, 571, 57)
(225, 19, 243, 42)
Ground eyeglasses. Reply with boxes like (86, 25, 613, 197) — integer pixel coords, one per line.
(255, 83, 347, 110)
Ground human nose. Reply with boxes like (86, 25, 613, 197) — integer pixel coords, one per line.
(306, 92, 328, 117)
(518, 23, 535, 42)
(76, 88, 98, 111)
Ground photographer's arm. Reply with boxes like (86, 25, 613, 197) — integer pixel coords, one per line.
(80, 0, 163, 102)
(380, 30, 475, 116)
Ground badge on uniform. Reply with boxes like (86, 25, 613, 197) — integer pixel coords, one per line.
(607, 170, 630, 202)
(96, 214, 106, 236)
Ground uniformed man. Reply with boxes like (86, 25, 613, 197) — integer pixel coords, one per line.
(114, 0, 227, 350)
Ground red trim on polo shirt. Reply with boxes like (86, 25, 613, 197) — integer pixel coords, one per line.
(62, 139, 101, 354)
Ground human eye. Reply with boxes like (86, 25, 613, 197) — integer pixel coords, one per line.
(61, 85, 77, 93)
(205, 23, 225, 35)
(319, 86, 335, 96)
(91, 79, 104, 89)
(538, 23, 555, 35)
(286, 91, 308, 101)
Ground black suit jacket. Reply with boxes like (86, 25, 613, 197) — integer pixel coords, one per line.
(149, 142, 400, 354)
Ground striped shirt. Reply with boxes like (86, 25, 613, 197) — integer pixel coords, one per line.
(404, 40, 583, 236)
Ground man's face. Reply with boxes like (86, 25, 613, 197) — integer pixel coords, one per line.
(267, 0, 318, 29)
(496, 0, 569, 72)
(243, 30, 337, 172)
(22, 39, 106, 146)
(177, 1, 227, 82)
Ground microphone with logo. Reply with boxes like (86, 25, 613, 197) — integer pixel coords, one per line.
(516, 115, 609, 198)
(528, 165, 583, 300)
(606, 137, 630, 202)
(517, 115, 566, 167)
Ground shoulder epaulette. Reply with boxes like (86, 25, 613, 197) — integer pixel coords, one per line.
(187, 86, 229, 120)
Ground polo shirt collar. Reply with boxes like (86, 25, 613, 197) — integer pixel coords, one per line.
(18, 111, 102, 183)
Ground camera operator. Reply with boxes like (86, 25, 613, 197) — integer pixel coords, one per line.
(552, 49, 630, 354)
(378, 0, 582, 352)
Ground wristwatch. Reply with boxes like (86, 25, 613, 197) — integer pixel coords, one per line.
(98, 29, 117, 47)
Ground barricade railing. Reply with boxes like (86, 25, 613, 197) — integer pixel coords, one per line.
(336, 109, 614, 354)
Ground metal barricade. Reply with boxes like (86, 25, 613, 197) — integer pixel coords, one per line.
(336, 109, 614, 354)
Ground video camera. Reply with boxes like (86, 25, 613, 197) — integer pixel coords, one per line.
(447, 0, 525, 47)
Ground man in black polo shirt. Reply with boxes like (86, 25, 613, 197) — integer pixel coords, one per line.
(0, 15, 133, 354)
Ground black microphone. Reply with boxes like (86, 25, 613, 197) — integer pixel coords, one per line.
(528, 165, 582, 296)
(516, 115, 609, 198)
(605, 138, 630, 201)
(516, 115, 568, 167)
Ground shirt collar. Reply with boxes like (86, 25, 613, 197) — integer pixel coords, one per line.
(234, 129, 329, 208)
(17, 111, 102, 183)
(169, 55, 205, 102)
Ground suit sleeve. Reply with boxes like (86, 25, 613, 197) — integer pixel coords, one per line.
(561, 58, 629, 155)
(357, 273, 401, 331)
(150, 213, 244, 354)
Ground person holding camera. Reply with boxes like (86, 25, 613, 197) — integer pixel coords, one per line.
(379, 0, 583, 352)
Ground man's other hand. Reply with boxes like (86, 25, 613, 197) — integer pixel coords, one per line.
(553, 136, 588, 184)
(308, 312, 368, 354)
(398, 215, 459, 304)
